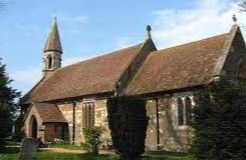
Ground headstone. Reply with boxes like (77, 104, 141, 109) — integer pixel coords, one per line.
(19, 138, 37, 160)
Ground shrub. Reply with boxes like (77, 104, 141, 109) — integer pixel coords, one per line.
(190, 78, 246, 160)
(83, 126, 104, 155)
(107, 96, 148, 159)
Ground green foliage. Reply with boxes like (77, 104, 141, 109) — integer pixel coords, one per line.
(12, 115, 25, 142)
(0, 59, 20, 151)
(190, 77, 246, 160)
(80, 142, 91, 151)
(107, 96, 148, 159)
(83, 126, 104, 154)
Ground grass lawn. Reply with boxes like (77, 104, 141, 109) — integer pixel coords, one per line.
(51, 143, 83, 150)
(0, 146, 190, 160)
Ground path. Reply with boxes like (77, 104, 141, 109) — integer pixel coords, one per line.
(40, 147, 115, 155)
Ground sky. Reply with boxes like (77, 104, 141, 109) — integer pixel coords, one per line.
(0, 0, 246, 96)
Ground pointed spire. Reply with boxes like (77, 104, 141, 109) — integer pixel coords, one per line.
(44, 16, 63, 53)
(146, 25, 152, 39)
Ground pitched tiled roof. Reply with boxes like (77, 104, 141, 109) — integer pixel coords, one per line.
(125, 33, 230, 95)
(22, 43, 143, 103)
(34, 103, 67, 123)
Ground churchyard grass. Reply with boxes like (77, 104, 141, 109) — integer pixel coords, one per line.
(0, 150, 189, 160)
(51, 143, 83, 150)
(0, 145, 189, 160)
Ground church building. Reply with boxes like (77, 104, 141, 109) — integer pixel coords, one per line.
(20, 17, 246, 152)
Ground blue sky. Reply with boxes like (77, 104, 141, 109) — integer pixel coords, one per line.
(0, 0, 245, 95)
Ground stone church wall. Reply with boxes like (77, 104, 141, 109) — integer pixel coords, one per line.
(24, 106, 45, 142)
(223, 31, 246, 80)
(94, 99, 112, 149)
(145, 93, 194, 152)
(57, 98, 111, 146)
(44, 123, 64, 142)
(55, 93, 195, 152)
(57, 102, 75, 143)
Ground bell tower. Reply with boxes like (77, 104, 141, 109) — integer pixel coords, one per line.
(43, 17, 63, 76)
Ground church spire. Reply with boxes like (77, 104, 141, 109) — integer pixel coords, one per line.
(43, 17, 63, 77)
(44, 16, 63, 53)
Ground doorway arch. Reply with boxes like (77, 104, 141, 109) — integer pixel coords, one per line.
(29, 116, 38, 138)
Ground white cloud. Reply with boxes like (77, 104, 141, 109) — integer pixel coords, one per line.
(114, 36, 135, 49)
(10, 66, 42, 95)
(152, 0, 246, 49)
(114, 36, 143, 50)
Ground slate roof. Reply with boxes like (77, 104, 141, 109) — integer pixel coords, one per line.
(22, 43, 143, 103)
(34, 103, 67, 123)
(125, 33, 230, 95)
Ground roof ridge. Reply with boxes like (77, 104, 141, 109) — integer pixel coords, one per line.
(58, 43, 143, 71)
(154, 33, 229, 54)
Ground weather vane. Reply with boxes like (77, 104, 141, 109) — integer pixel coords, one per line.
(146, 25, 152, 38)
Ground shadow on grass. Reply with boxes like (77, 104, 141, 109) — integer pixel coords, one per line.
(79, 152, 188, 160)
(0, 146, 20, 154)
(145, 150, 189, 160)
(0, 147, 20, 160)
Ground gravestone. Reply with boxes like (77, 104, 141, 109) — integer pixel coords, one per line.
(19, 138, 37, 160)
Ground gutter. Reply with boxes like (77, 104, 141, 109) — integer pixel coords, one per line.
(72, 101, 76, 144)
(155, 97, 160, 150)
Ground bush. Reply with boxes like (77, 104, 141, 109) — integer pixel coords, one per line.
(190, 78, 246, 160)
(83, 126, 104, 155)
(107, 96, 148, 159)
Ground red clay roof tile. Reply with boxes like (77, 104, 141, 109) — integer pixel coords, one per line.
(34, 103, 67, 123)
(125, 33, 229, 95)
(23, 43, 143, 102)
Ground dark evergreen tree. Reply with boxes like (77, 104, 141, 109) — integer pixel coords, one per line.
(190, 78, 246, 160)
(107, 96, 148, 159)
(0, 59, 20, 151)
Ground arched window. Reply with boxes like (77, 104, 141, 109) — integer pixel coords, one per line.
(82, 102, 95, 128)
(48, 56, 52, 69)
(177, 98, 184, 126)
(185, 97, 192, 125)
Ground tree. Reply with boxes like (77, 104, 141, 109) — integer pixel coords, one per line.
(0, 58, 20, 151)
(107, 96, 148, 159)
(190, 78, 246, 160)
